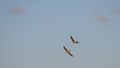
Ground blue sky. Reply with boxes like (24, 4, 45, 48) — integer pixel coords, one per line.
(0, 0, 120, 68)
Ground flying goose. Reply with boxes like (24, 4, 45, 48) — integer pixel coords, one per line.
(63, 46, 74, 57)
(70, 36, 79, 44)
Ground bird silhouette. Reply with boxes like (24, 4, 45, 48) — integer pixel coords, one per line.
(70, 36, 79, 44)
(63, 46, 74, 57)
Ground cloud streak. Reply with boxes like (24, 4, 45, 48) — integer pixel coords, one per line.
(10, 7, 25, 14)
(95, 15, 109, 22)
(90, 10, 110, 23)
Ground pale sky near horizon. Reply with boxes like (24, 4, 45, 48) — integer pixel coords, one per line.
(0, 0, 120, 68)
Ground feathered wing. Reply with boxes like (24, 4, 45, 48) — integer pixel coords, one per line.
(63, 46, 67, 51)
(76, 41, 79, 43)
(68, 52, 74, 57)
(70, 36, 75, 43)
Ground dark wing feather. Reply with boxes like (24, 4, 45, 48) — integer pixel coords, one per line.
(63, 46, 67, 51)
(68, 52, 74, 57)
(71, 36, 75, 42)
(76, 41, 79, 43)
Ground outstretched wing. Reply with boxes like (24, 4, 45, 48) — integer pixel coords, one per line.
(70, 36, 75, 42)
(68, 52, 74, 57)
(63, 46, 67, 51)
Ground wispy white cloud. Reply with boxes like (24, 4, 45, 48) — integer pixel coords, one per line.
(95, 15, 109, 22)
(10, 7, 25, 14)
(90, 10, 110, 23)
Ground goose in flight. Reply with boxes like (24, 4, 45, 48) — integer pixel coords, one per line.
(70, 36, 79, 44)
(63, 46, 74, 57)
